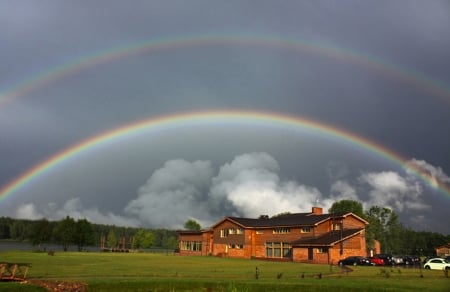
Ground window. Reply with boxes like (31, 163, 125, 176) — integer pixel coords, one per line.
(266, 242, 292, 258)
(317, 248, 328, 254)
(227, 243, 244, 249)
(301, 226, 311, 233)
(332, 223, 342, 230)
(220, 229, 228, 238)
(228, 228, 236, 234)
(180, 241, 202, 251)
(237, 228, 244, 234)
(256, 230, 264, 234)
(273, 228, 290, 234)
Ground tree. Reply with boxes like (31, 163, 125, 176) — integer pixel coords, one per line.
(184, 219, 201, 231)
(30, 218, 52, 248)
(0, 217, 12, 239)
(328, 199, 365, 218)
(54, 216, 76, 251)
(365, 206, 402, 253)
(74, 219, 94, 251)
(107, 229, 117, 249)
(10, 220, 29, 241)
(162, 235, 178, 250)
(132, 229, 155, 249)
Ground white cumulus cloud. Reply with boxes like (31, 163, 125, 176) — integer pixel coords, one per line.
(359, 171, 429, 212)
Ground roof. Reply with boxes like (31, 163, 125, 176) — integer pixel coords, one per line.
(291, 228, 364, 246)
(176, 229, 210, 235)
(435, 243, 450, 249)
(223, 212, 339, 228)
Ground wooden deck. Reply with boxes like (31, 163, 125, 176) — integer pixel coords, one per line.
(0, 262, 32, 281)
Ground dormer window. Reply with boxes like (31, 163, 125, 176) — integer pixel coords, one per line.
(273, 228, 290, 234)
(300, 226, 311, 233)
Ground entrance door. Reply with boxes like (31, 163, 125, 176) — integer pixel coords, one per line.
(308, 247, 313, 260)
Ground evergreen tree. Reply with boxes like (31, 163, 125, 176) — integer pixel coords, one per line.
(74, 219, 94, 251)
(54, 216, 76, 251)
(30, 218, 52, 248)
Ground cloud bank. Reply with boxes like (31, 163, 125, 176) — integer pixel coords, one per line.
(14, 153, 447, 231)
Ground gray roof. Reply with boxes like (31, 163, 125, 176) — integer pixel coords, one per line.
(227, 212, 339, 228)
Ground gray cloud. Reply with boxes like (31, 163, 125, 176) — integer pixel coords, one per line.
(407, 158, 450, 187)
(11, 153, 449, 233)
(125, 159, 214, 229)
(359, 171, 428, 212)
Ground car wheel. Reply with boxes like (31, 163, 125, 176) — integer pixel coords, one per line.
(424, 266, 430, 269)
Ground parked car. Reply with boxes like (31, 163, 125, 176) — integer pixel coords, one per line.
(338, 256, 373, 266)
(403, 255, 420, 266)
(423, 258, 450, 270)
(392, 255, 404, 265)
(375, 254, 394, 266)
(422, 256, 436, 264)
(368, 257, 384, 266)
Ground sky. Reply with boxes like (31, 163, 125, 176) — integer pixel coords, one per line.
(0, 1, 449, 233)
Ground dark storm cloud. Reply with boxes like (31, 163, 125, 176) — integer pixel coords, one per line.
(11, 153, 447, 232)
(0, 1, 449, 233)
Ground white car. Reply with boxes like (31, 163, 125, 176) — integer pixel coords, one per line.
(423, 258, 450, 270)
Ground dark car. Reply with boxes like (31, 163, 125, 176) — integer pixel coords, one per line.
(403, 255, 420, 266)
(338, 256, 373, 266)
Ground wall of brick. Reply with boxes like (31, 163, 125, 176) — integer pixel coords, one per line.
(343, 215, 366, 229)
(179, 215, 368, 264)
(178, 250, 203, 256)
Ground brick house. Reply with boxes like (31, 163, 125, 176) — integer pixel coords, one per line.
(435, 243, 450, 257)
(177, 207, 368, 264)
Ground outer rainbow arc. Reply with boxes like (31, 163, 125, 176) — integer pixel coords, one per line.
(1, 34, 450, 108)
(0, 110, 449, 202)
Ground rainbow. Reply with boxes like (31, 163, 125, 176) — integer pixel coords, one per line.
(1, 110, 449, 202)
(1, 33, 450, 108)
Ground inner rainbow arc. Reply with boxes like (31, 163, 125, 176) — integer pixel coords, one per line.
(0, 110, 448, 202)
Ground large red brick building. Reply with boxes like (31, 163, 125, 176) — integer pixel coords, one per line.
(177, 207, 368, 264)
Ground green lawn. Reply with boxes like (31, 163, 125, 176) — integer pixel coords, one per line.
(1, 251, 448, 291)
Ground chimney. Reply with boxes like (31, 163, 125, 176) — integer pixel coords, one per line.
(312, 207, 323, 215)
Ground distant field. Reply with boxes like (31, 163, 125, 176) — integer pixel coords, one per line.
(1, 251, 448, 291)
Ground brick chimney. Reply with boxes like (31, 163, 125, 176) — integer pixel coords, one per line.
(312, 207, 323, 215)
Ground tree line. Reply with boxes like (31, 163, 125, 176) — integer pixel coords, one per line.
(0, 216, 178, 251)
(1, 200, 448, 256)
(328, 200, 450, 256)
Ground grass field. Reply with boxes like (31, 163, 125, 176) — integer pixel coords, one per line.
(1, 250, 449, 291)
